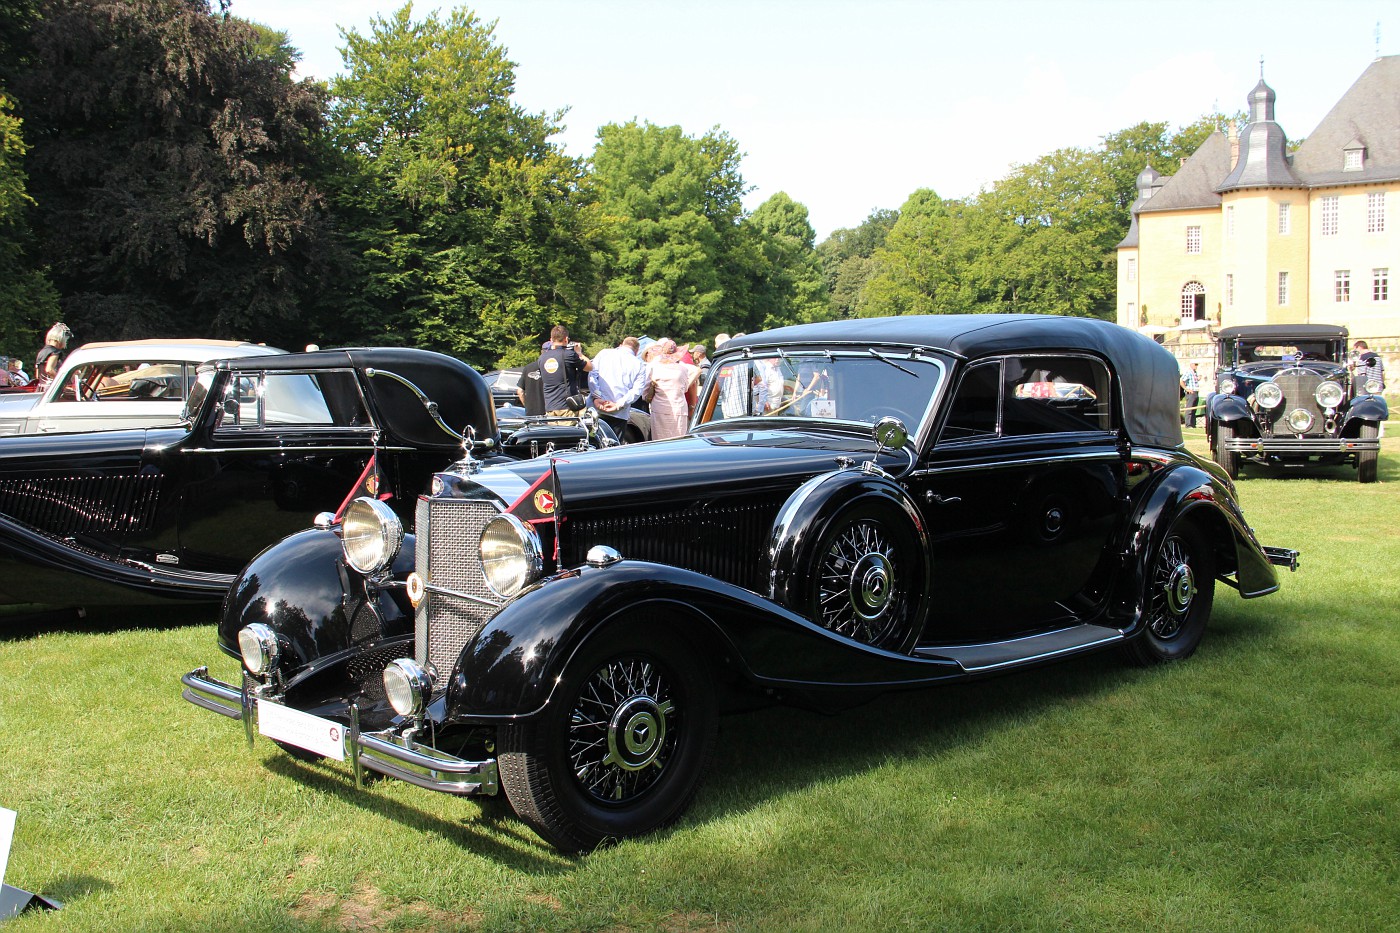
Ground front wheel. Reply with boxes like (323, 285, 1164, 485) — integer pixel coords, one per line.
(499, 620, 717, 853)
(1213, 421, 1240, 480)
(1122, 520, 1215, 666)
(1357, 422, 1379, 483)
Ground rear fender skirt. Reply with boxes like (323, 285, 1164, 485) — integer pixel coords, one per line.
(1341, 396, 1389, 433)
(1113, 465, 1279, 632)
(0, 512, 226, 604)
(1206, 393, 1255, 427)
(218, 527, 415, 679)
(444, 560, 963, 720)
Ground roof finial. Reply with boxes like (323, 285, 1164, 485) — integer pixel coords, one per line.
(1259, 54, 1265, 78)
(1376, 21, 1382, 59)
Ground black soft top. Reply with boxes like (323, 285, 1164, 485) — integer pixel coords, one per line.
(211, 346, 495, 448)
(726, 314, 1183, 448)
(1217, 324, 1349, 341)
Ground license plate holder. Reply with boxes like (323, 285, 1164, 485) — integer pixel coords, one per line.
(257, 700, 347, 761)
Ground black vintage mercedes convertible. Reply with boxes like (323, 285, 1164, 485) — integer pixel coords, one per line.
(184, 315, 1298, 852)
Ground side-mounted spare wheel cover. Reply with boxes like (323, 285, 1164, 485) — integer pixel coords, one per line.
(769, 470, 930, 654)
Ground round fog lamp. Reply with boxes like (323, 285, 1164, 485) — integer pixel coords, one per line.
(1314, 381, 1344, 409)
(1217, 376, 1237, 395)
(1364, 378, 1382, 395)
(480, 513, 544, 599)
(341, 497, 403, 574)
(383, 658, 433, 718)
(1255, 382, 1283, 409)
(1286, 408, 1314, 433)
(238, 623, 279, 676)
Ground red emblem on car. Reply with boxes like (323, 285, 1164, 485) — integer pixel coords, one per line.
(534, 489, 556, 514)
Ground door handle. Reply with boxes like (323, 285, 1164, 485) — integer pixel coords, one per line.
(925, 492, 962, 505)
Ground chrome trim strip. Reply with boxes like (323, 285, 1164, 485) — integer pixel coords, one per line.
(1224, 438, 1379, 453)
(910, 449, 1121, 478)
(423, 582, 504, 609)
(181, 445, 408, 454)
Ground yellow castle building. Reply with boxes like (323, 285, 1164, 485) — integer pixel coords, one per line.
(1117, 55, 1398, 373)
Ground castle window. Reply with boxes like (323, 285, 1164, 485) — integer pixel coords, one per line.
(1180, 282, 1206, 322)
(1127, 257, 1136, 281)
(1335, 270, 1350, 303)
(1278, 202, 1291, 235)
(1278, 272, 1290, 307)
(1320, 196, 1339, 236)
(1367, 192, 1386, 233)
(1226, 274, 1234, 307)
(1344, 149, 1363, 171)
(1375, 268, 1390, 303)
(1186, 226, 1201, 254)
(1226, 205, 1235, 237)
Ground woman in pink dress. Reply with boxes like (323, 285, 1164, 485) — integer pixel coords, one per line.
(646, 338, 700, 440)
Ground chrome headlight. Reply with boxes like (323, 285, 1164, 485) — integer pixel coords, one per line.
(1217, 376, 1237, 395)
(1364, 378, 1382, 395)
(341, 496, 403, 574)
(1314, 381, 1344, 409)
(1286, 408, 1314, 433)
(383, 658, 434, 718)
(479, 513, 543, 599)
(238, 623, 279, 676)
(1255, 382, 1283, 409)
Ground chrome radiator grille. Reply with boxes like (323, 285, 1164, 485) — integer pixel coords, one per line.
(414, 497, 501, 676)
(1270, 369, 1324, 433)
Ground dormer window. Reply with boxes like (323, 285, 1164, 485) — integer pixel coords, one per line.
(1343, 143, 1366, 171)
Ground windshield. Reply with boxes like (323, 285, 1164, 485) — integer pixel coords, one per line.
(1227, 339, 1345, 366)
(695, 350, 946, 433)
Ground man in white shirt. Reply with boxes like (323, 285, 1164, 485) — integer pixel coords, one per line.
(588, 336, 648, 436)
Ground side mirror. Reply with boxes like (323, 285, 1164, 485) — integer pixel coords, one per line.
(872, 416, 908, 451)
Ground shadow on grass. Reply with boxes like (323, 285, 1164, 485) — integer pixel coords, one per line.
(35, 873, 115, 907)
(0, 601, 216, 642)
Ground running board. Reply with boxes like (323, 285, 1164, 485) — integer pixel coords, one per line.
(914, 624, 1124, 673)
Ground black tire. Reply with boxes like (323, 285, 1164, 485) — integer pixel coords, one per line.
(1357, 422, 1379, 484)
(499, 620, 717, 853)
(804, 500, 924, 653)
(1213, 421, 1240, 480)
(1122, 520, 1215, 666)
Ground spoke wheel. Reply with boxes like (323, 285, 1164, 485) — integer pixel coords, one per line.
(1123, 520, 1215, 666)
(807, 500, 923, 653)
(500, 620, 716, 853)
(1357, 422, 1378, 484)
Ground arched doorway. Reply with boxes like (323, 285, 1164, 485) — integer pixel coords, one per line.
(1180, 282, 1206, 323)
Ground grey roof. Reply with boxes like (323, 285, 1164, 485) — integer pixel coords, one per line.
(1291, 55, 1400, 186)
(1217, 77, 1303, 192)
(1140, 132, 1234, 212)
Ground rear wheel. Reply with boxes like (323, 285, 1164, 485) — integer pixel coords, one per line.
(499, 620, 716, 853)
(1213, 421, 1240, 480)
(1122, 519, 1215, 666)
(1357, 422, 1379, 484)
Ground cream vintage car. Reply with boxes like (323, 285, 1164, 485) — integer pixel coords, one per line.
(0, 339, 283, 436)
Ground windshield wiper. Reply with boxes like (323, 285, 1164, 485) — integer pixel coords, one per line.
(868, 348, 916, 376)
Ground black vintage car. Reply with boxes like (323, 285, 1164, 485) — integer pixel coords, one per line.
(183, 315, 1297, 852)
(1206, 324, 1388, 482)
(0, 347, 499, 607)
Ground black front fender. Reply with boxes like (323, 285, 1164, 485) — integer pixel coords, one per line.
(444, 559, 962, 720)
(1342, 396, 1389, 432)
(218, 527, 416, 680)
(1207, 393, 1254, 426)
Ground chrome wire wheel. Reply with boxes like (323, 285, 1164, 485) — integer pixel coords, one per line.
(568, 656, 678, 805)
(1148, 535, 1195, 640)
(1123, 520, 1215, 666)
(811, 506, 921, 652)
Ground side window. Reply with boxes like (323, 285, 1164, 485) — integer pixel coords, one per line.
(55, 361, 186, 401)
(1002, 356, 1114, 436)
(216, 371, 368, 430)
(939, 360, 1001, 441)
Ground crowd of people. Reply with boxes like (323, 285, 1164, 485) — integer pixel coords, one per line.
(515, 325, 739, 441)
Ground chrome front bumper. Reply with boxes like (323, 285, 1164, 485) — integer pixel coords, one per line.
(1223, 436, 1380, 454)
(180, 667, 499, 796)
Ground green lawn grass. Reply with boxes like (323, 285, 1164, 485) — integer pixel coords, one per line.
(1, 425, 1397, 931)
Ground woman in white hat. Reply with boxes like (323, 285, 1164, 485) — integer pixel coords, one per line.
(645, 338, 700, 440)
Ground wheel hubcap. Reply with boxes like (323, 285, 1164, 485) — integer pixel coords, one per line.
(568, 657, 678, 803)
(851, 552, 894, 621)
(817, 517, 906, 647)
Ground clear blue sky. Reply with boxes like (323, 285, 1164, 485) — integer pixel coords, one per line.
(230, 0, 1392, 239)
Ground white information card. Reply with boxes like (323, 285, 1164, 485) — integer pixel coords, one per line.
(0, 806, 15, 887)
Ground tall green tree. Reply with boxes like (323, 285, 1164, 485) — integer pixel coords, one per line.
(590, 121, 750, 342)
(741, 191, 829, 329)
(10, 0, 329, 344)
(326, 4, 600, 368)
(817, 208, 898, 318)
